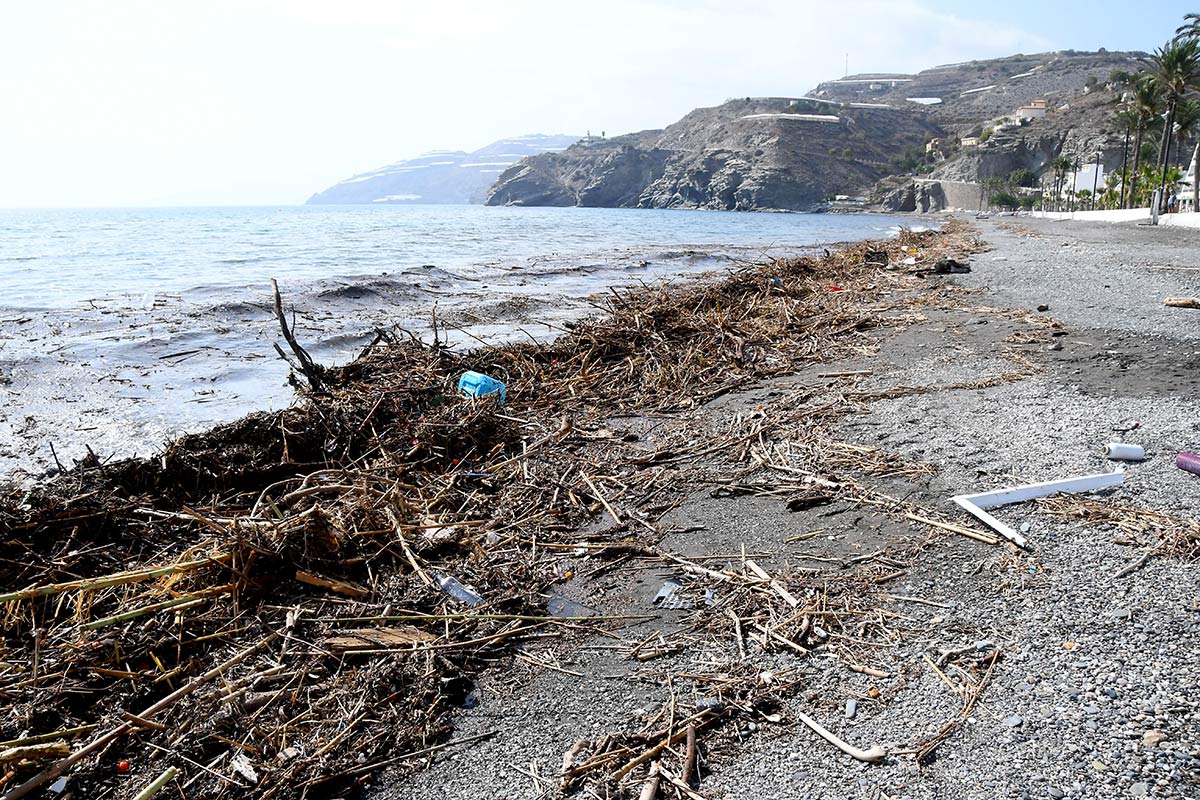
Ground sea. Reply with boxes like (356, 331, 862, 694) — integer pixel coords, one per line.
(0, 204, 919, 477)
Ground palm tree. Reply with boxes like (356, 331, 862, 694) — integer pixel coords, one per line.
(1148, 38, 1200, 211)
(1050, 155, 1073, 211)
(1113, 107, 1138, 206)
(1176, 12, 1200, 40)
(1126, 75, 1162, 207)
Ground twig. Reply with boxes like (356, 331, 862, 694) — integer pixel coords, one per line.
(793, 709, 887, 763)
(271, 278, 324, 392)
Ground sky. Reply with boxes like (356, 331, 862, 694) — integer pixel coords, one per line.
(0, 0, 1194, 207)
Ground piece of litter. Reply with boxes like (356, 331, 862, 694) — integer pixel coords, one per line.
(951, 471, 1125, 548)
(457, 370, 507, 404)
(1103, 443, 1145, 462)
(437, 574, 485, 606)
(1177, 452, 1200, 476)
(653, 578, 693, 610)
(230, 751, 260, 784)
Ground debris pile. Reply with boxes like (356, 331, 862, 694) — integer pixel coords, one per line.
(0, 221, 1012, 799)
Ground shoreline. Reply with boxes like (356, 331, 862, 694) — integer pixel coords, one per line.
(2, 220, 1197, 800)
(0, 239, 842, 481)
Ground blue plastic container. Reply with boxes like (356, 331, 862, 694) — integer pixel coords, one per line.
(457, 370, 507, 404)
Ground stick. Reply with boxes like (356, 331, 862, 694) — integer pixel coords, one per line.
(681, 723, 697, 788)
(637, 761, 660, 800)
(656, 765, 708, 800)
(580, 472, 622, 525)
(1164, 296, 1200, 309)
(793, 710, 887, 763)
(745, 559, 800, 607)
(327, 731, 497, 779)
(1, 632, 279, 800)
(1115, 550, 1153, 578)
(271, 278, 324, 392)
(611, 711, 713, 783)
(0, 726, 97, 750)
(905, 513, 999, 545)
(848, 664, 890, 678)
(0, 557, 227, 604)
(132, 767, 178, 800)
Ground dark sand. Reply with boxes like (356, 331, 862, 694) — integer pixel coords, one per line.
(371, 217, 1200, 800)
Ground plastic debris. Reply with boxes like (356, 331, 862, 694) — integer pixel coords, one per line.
(230, 752, 260, 784)
(952, 471, 1126, 548)
(932, 257, 970, 274)
(457, 370, 507, 404)
(653, 578, 691, 609)
(1177, 452, 1200, 476)
(1103, 443, 1145, 461)
(436, 574, 484, 606)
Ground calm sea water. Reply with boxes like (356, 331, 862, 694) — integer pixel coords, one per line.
(0, 204, 919, 476)
(0, 205, 913, 310)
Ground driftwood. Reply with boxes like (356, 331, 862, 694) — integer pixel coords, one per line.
(271, 278, 326, 391)
(1164, 296, 1200, 309)
(794, 710, 887, 763)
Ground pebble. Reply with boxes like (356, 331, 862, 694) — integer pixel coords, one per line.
(845, 699, 857, 720)
(1003, 715, 1024, 728)
(1048, 788, 1065, 799)
(1130, 782, 1149, 797)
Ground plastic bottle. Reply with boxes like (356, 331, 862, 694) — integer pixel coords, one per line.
(457, 370, 507, 404)
(436, 575, 484, 606)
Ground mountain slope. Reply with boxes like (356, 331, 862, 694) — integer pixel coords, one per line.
(486, 99, 941, 211)
(487, 50, 1151, 212)
(307, 135, 581, 205)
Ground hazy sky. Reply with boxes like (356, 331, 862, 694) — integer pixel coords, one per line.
(1, 1, 1193, 207)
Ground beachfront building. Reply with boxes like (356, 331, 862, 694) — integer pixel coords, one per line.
(1177, 153, 1198, 213)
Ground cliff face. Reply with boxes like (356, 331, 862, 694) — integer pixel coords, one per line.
(307, 135, 581, 205)
(487, 99, 942, 211)
(488, 50, 1155, 213)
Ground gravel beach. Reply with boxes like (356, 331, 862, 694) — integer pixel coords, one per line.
(370, 217, 1200, 800)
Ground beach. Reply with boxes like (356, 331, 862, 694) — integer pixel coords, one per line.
(372, 217, 1200, 800)
(1, 217, 1197, 800)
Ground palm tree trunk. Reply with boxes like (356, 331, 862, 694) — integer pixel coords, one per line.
(1129, 124, 1145, 208)
(1157, 99, 1178, 213)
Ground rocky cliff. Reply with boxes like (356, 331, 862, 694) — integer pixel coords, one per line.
(488, 50, 1155, 213)
(307, 135, 581, 205)
(487, 99, 940, 211)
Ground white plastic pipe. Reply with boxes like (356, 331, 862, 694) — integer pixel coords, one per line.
(1102, 443, 1145, 461)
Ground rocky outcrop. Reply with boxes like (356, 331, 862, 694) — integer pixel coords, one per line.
(487, 99, 942, 211)
(876, 181, 948, 213)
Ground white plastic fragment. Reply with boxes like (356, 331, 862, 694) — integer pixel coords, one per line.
(952, 471, 1126, 548)
(1102, 443, 1145, 462)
